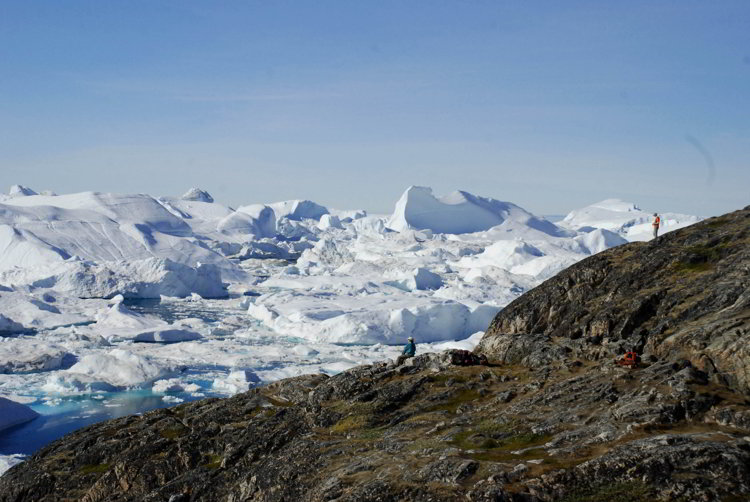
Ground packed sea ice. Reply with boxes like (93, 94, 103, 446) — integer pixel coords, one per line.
(0, 184, 701, 474)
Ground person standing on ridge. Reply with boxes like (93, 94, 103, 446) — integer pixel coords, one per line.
(396, 337, 416, 365)
(652, 213, 661, 241)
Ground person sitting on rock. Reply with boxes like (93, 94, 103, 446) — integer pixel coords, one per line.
(396, 337, 416, 365)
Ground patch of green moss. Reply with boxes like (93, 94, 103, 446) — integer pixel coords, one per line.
(408, 438, 444, 452)
(675, 261, 714, 273)
(558, 480, 655, 502)
(262, 408, 277, 418)
(429, 373, 469, 385)
(425, 389, 482, 413)
(705, 218, 729, 228)
(203, 454, 222, 470)
(673, 243, 730, 274)
(159, 425, 188, 440)
(450, 421, 551, 462)
(79, 463, 111, 474)
(331, 414, 369, 434)
(451, 429, 502, 450)
(501, 432, 550, 450)
(356, 428, 384, 440)
(470, 447, 544, 462)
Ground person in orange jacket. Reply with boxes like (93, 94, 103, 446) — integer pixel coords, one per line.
(652, 213, 661, 240)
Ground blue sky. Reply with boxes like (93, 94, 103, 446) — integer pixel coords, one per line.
(1, 1, 748, 216)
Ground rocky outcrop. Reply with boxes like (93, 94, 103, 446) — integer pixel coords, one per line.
(477, 206, 750, 393)
(2, 207, 750, 501)
(2, 350, 749, 501)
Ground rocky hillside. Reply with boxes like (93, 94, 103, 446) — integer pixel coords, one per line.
(477, 205, 750, 393)
(1, 207, 749, 502)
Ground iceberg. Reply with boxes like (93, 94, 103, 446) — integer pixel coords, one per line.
(0, 258, 226, 299)
(180, 187, 214, 203)
(45, 349, 180, 392)
(8, 185, 38, 198)
(0, 339, 75, 373)
(92, 302, 203, 343)
(0, 397, 39, 432)
(268, 199, 329, 221)
(386, 186, 566, 236)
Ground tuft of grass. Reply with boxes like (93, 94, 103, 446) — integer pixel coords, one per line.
(558, 480, 655, 502)
(79, 463, 110, 475)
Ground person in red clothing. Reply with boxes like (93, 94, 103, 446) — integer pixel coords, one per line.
(652, 213, 661, 241)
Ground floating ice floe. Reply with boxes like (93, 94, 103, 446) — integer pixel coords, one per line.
(43, 349, 181, 393)
(0, 397, 39, 432)
(91, 302, 203, 343)
(0, 289, 102, 334)
(212, 369, 261, 395)
(0, 338, 75, 373)
(152, 378, 201, 394)
(385, 267, 443, 291)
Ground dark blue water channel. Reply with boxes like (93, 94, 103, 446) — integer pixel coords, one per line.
(0, 390, 211, 455)
(0, 298, 239, 457)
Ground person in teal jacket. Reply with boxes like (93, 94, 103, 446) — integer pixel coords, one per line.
(395, 337, 417, 366)
(403, 336, 416, 357)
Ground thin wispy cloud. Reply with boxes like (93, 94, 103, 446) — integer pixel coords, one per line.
(172, 91, 342, 102)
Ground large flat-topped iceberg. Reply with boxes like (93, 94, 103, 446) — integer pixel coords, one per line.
(0, 258, 226, 299)
(0, 191, 245, 286)
(386, 186, 565, 236)
(268, 199, 329, 221)
(2, 191, 191, 236)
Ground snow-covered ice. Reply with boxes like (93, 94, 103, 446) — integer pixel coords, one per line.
(560, 198, 700, 241)
(43, 349, 181, 393)
(0, 454, 26, 476)
(0, 184, 702, 463)
(387, 186, 569, 236)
